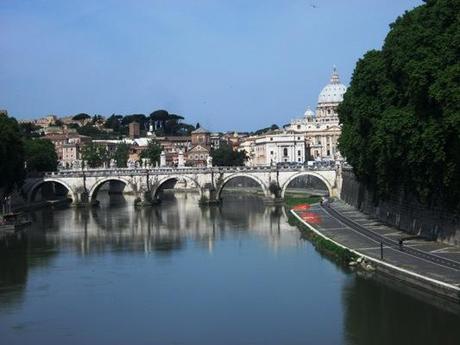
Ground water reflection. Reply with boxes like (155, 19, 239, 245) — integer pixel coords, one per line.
(18, 193, 300, 256)
(343, 274, 460, 345)
(0, 192, 459, 345)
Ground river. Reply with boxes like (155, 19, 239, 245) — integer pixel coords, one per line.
(1, 193, 459, 345)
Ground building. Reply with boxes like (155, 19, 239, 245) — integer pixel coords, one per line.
(252, 132, 306, 166)
(285, 66, 347, 160)
(129, 122, 140, 138)
(187, 127, 211, 166)
(44, 133, 91, 167)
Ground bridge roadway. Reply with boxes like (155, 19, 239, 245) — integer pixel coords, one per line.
(24, 165, 340, 207)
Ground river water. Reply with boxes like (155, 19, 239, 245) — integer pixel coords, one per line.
(1, 193, 459, 345)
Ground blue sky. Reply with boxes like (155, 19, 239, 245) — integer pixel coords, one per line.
(0, 0, 423, 131)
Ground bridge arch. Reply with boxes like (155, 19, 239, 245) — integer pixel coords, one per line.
(152, 175, 202, 200)
(280, 172, 333, 198)
(27, 178, 77, 203)
(217, 173, 269, 200)
(88, 177, 136, 202)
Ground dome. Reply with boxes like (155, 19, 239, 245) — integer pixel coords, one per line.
(317, 67, 347, 104)
(304, 107, 315, 117)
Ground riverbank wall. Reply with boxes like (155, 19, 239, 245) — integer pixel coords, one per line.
(340, 168, 460, 246)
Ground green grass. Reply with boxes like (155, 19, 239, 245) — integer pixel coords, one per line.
(283, 195, 322, 208)
(288, 212, 356, 265)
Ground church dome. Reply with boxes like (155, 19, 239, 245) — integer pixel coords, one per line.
(304, 107, 315, 117)
(317, 67, 347, 104)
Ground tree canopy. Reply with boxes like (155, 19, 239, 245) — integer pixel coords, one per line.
(113, 143, 130, 168)
(24, 139, 58, 172)
(0, 114, 25, 195)
(82, 143, 110, 168)
(211, 142, 246, 166)
(140, 141, 162, 165)
(72, 113, 91, 121)
(338, 0, 460, 210)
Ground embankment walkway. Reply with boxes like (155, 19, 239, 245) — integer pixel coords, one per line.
(291, 200, 460, 301)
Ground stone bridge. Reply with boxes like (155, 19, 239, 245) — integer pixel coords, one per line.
(23, 165, 342, 207)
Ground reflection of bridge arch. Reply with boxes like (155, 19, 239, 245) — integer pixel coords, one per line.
(217, 173, 269, 200)
(89, 177, 136, 202)
(28, 178, 77, 203)
(280, 172, 332, 198)
(152, 175, 202, 199)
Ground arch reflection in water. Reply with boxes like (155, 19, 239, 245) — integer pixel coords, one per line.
(29, 193, 301, 255)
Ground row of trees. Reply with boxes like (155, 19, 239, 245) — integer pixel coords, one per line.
(81, 141, 163, 168)
(338, 0, 460, 210)
(0, 114, 58, 196)
(103, 110, 196, 137)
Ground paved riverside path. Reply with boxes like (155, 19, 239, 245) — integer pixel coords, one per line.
(293, 200, 460, 287)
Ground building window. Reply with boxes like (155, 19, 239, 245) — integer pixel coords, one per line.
(327, 150, 330, 156)
(297, 125, 301, 129)
(283, 148, 288, 157)
(270, 151, 274, 155)
(298, 158, 301, 162)
(297, 137, 300, 140)
(297, 150, 301, 156)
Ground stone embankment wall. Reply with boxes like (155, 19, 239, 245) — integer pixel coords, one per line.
(340, 168, 460, 246)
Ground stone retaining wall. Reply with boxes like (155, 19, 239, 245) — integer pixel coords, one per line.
(341, 168, 460, 246)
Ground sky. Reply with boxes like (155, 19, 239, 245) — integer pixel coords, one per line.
(0, 0, 423, 131)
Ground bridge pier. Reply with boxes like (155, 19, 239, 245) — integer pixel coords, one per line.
(72, 191, 98, 208)
(199, 187, 220, 206)
(262, 196, 284, 206)
(134, 191, 156, 207)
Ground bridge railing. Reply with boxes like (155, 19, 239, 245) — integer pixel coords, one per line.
(43, 163, 339, 178)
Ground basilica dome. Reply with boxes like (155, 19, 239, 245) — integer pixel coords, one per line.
(317, 67, 347, 104)
(304, 107, 315, 117)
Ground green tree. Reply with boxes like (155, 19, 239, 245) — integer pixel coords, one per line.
(140, 141, 162, 165)
(338, 0, 460, 210)
(0, 113, 25, 195)
(24, 139, 58, 172)
(104, 114, 123, 132)
(253, 124, 279, 135)
(114, 143, 130, 168)
(82, 143, 110, 168)
(72, 113, 91, 121)
(77, 124, 113, 139)
(19, 122, 41, 139)
(211, 142, 246, 166)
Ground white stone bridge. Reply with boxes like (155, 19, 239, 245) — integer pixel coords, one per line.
(23, 165, 342, 207)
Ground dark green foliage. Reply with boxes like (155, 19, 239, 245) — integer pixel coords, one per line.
(82, 143, 110, 168)
(72, 113, 91, 121)
(24, 139, 58, 172)
(253, 124, 279, 135)
(288, 213, 356, 264)
(77, 124, 114, 139)
(338, 0, 460, 210)
(19, 122, 41, 139)
(114, 143, 130, 168)
(104, 114, 123, 132)
(0, 114, 25, 195)
(149, 110, 192, 136)
(211, 142, 246, 166)
(121, 114, 147, 127)
(140, 141, 162, 165)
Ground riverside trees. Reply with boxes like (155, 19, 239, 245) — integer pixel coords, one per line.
(338, 0, 460, 210)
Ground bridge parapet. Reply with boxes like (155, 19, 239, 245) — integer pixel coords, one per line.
(43, 165, 337, 178)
